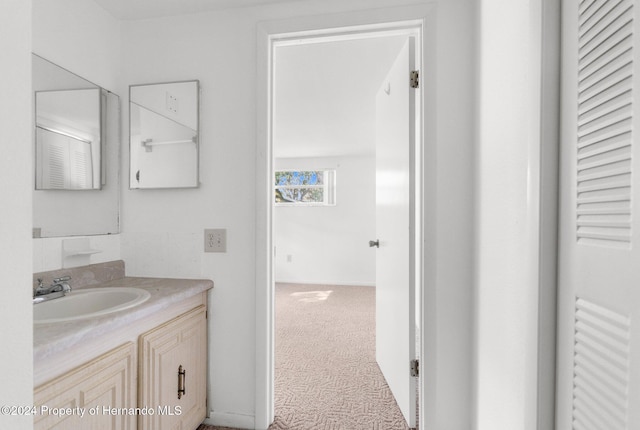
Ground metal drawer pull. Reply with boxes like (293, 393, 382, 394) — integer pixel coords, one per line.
(178, 365, 186, 399)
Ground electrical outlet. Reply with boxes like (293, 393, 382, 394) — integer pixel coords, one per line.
(204, 229, 226, 252)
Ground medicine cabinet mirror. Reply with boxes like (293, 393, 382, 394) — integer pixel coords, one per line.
(32, 54, 120, 237)
(129, 81, 200, 189)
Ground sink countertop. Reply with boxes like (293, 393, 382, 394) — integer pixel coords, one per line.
(34, 277, 213, 364)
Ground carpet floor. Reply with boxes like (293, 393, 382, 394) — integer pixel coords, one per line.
(198, 283, 409, 430)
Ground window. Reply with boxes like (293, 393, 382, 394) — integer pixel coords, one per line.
(275, 169, 336, 206)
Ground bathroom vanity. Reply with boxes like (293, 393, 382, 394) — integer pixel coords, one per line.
(33, 261, 213, 430)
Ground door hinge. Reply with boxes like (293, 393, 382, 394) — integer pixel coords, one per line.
(410, 70, 419, 89)
(410, 359, 419, 377)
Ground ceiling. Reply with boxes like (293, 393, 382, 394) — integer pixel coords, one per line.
(93, 0, 305, 20)
(273, 36, 407, 159)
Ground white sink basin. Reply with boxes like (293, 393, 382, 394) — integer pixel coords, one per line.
(34, 287, 151, 324)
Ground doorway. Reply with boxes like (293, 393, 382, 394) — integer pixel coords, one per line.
(267, 23, 423, 430)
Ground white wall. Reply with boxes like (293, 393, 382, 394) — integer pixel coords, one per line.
(27, 1, 479, 429)
(0, 1, 33, 429)
(418, 3, 476, 429)
(119, 1, 476, 428)
(256, 2, 478, 429)
(274, 156, 376, 286)
(32, 0, 123, 270)
(475, 2, 534, 421)
(33, 235, 121, 273)
(474, 0, 559, 429)
(21, 1, 562, 428)
(32, 0, 122, 92)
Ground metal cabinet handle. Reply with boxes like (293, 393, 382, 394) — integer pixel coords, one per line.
(178, 365, 186, 399)
(369, 240, 379, 248)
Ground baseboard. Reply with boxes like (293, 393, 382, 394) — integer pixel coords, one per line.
(205, 410, 255, 429)
(274, 279, 375, 287)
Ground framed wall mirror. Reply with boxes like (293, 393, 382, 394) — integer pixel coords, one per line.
(129, 80, 200, 189)
(32, 54, 120, 237)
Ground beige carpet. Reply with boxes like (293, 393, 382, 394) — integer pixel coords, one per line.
(199, 283, 409, 430)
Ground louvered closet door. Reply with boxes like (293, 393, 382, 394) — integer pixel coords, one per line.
(556, 1, 640, 429)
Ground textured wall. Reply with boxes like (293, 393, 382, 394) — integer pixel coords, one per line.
(274, 156, 376, 286)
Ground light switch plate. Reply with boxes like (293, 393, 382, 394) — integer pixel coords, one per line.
(204, 229, 226, 252)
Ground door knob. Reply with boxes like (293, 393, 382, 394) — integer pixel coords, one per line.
(369, 240, 379, 248)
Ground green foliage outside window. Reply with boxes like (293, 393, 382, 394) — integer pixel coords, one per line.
(275, 170, 329, 204)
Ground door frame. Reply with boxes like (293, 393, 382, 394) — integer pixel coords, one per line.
(256, 6, 430, 430)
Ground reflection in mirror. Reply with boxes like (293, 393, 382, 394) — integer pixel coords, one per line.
(129, 81, 199, 189)
(35, 88, 102, 190)
(32, 54, 120, 237)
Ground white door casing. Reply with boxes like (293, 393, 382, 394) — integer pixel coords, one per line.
(375, 37, 417, 428)
(557, 1, 640, 429)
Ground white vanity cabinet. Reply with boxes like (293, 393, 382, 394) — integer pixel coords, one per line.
(138, 305, 207, 430)
(33, 275, 212, 430)
(34, 342, 137, 430)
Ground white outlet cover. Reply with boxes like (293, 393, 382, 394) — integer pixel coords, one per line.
(204, 229, 226, 252)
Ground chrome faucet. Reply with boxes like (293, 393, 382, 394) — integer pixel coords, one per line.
(33, 276, 72, 303)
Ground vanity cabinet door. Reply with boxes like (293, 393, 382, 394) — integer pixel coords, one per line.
(138, 305, 207, 430)
(34, 342, 136, 430)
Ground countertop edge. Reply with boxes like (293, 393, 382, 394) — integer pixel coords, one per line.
(33, 276, 214, 363)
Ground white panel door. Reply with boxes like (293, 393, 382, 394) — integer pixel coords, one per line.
(374, 37, 416, 428)
(557, 1, 640, 429)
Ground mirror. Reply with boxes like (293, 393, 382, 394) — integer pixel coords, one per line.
(35, 88, 103, 190)
(32, 54, 120, 237)
(129, 81, 200, 189)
